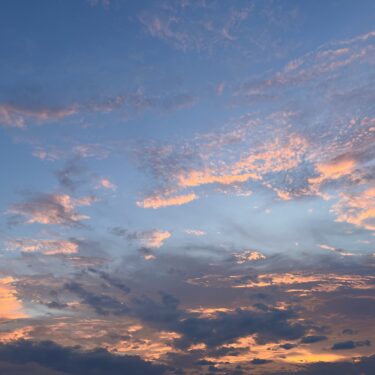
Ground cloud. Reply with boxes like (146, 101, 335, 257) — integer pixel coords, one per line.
(134, 120, 311, 208)
(331, 340, 371, 350)
(0, 88, 197, 131)
(184, 229, 206, 236)
(216, 82, 225, 95)
(250, 358, 272, 365)
(0, 340, 167, 375)
(64, 282, 129, 316)
(57, 273, 307, 352)
(138, 13, 190, 52)
(0, 277, 27, 319)
(233, 250, 267, 264)
(138, 0, 296, 56)
(189, 269, 375, 293)
(93, 90, 198, 115)
(6, 238, 78, 255)
(137, 193, 198, 209)
(97, 178, 117, 191)
(177, 170, 261, 188)
(8, 193, 96, 226)
(135, 230, 171, 248)
(32, 144, 111, 162)
(130, 294, 306, 349)
(87, 268, 131, 294)
(0, 103, 77, 128)
(177, 134, 307, 189)
(138, 247, 157, 261)
(238, 30, 375, 97)
(318, 244, 356, 257)
(332, 187, 375, 231)
(55, 159, 88, 192)
(110, 227, 171, 248)
(301, 335, 327, 344)
(276, 353, 375, 374)
(308, 158, 356, 190)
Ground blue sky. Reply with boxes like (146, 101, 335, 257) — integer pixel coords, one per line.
(0, 1, 375, 374)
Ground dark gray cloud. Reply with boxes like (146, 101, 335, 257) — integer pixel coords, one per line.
(0, 340, 167, 375)
(172, 305, 306, 349)
(331, 340, 371, 350)
(301, 335, 327, 344)
(64, 282, 129, 316)
(87, 268, 131, 294)
(250, 358, 272, 365)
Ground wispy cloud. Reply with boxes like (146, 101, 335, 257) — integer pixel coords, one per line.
(318, 244, 356, 257)
(0, 103, 78, 128)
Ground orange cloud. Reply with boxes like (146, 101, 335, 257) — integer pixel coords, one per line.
(0, 326, 33, 343)
(0, 277, 27, 319)
(137, 193, 197, 209)
(138, 230, 171, 248)
(178, 170, 260, 188)
(309, 158, 356, 186)
(332, 187, 375, 231)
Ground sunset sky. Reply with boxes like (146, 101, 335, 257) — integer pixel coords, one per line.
(0, 1, 375, 374)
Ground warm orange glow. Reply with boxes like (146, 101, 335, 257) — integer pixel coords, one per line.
(0, 326, 33, 342)
(0, 277, 27, 319)
(285, 351, 345, 363)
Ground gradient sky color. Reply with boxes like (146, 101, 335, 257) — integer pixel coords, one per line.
(0, 1, 375, 374)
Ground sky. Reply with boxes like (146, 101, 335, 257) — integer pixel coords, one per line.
(0, 0, 375, 374)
